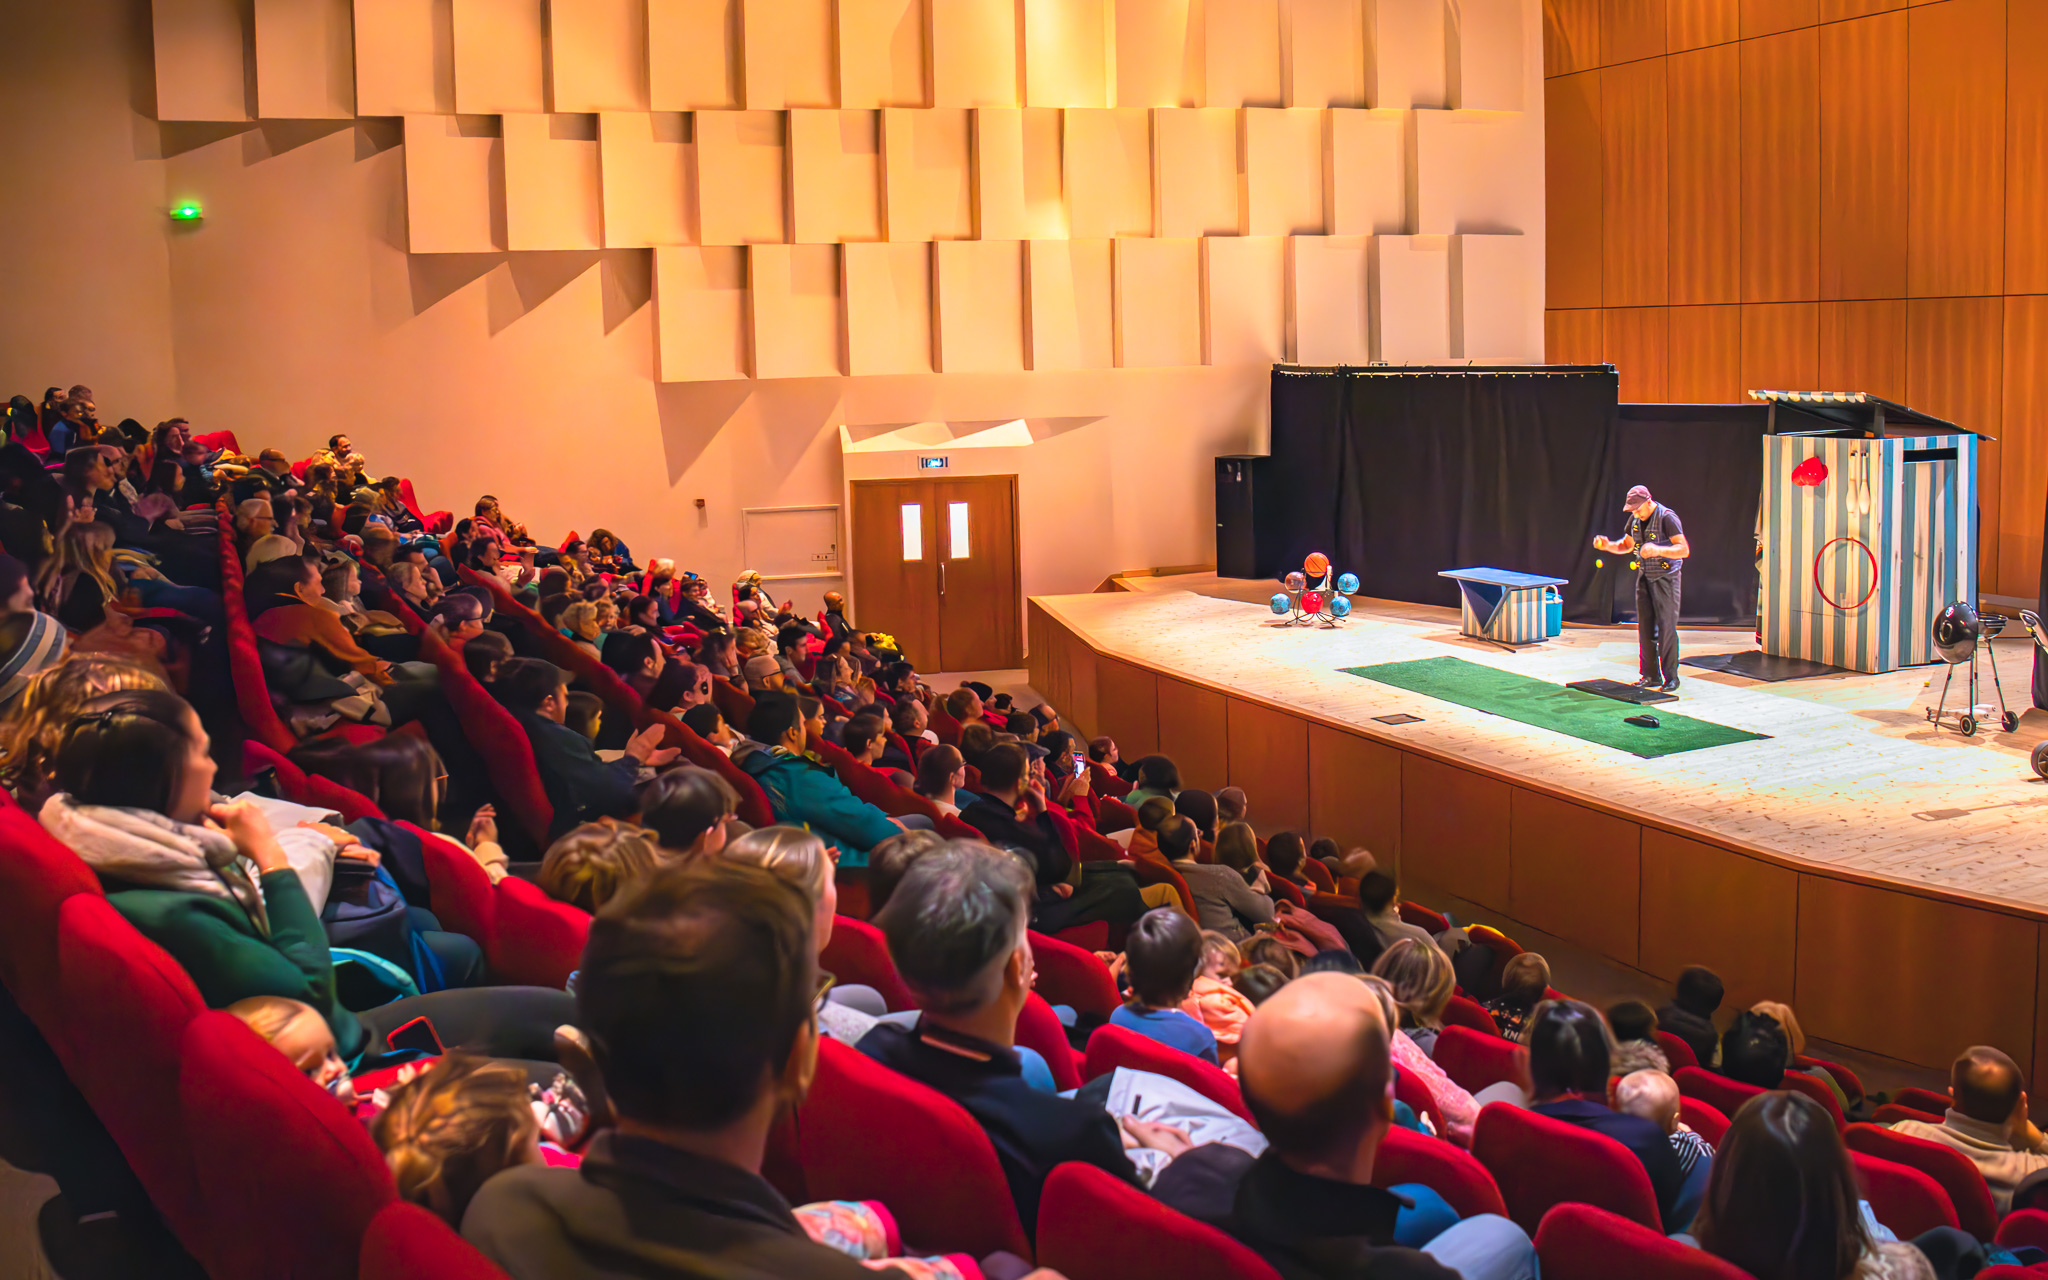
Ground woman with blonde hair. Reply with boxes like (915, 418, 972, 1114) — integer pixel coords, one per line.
(537, 822, 662, 913)
(1372, 936, 1457, 1057)
(0, 654, 169, 806)
(719, 824, 888, 1046)
(559, 600, 603, 659)
(372, 1055, 545, 1225)
(36, 522, 123, 632)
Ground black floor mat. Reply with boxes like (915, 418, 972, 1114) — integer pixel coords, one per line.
(1681, 650, 1846, 682)
(1566, 678, 1678, 705)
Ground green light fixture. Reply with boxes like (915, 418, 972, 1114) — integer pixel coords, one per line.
(169, 201, 203, 222)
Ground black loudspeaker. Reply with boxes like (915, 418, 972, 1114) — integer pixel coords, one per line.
(1215, 455, 1262, 580)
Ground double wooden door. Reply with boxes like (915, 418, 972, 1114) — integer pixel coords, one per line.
(849, 475, 1020, 672)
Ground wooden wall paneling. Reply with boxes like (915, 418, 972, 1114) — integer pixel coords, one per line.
(2036, 921, 2048, 1104)
(841, 240, 935, 374)
(654, 245, 750, 380)
(1817, 299, 1905, 403)
(1205, 0, 1284, 107)
(739, 0, 836, 110)
(1024, 239, 1115, 370)
(1908, 0, 2007, 300)
(748, 243, 844, 378)
(931, 239, 1027, 372)
(1095, 656, 1159, 757)
(1326, 108, 1406, 236)
(1291, 235, 1372, 364)
(403, 113, 504, 252)
(1154, 108, 1241, 238)
(550, 0, 650, 112)
(1367, 0, 1446, 111)
(1155, 676, 1229, 792)
(1600, 0, 1664, 67)
(1818, 11, 1907, 300)
(1740, 0, 1817, 39)
(503, 113, 603, 250)
(1225, 698, 1310, 831)
(1795, 875, 2039, 1072)
(255, 0, 354, 118)
(1453, 233, 1542, 361)
(1638, 830, 1796, 1011)
(1603, 306, 1670, 402)
(694, 109, 787, 245)
(1306, 724, 1402, 870)
(1666, 44, 1739, 305)
(1374, 235, 1453, 361)
(840, 0, 929, 108)
(1906, 295, 2004, 586)
(788, 109, 884, 244)
(1241, 109, 1327, 237)
(648, 0, 740, 109)
(1667, 303, 1742, 402)
(1820, 0, 1902, 21)
(1448, 0, 1524, 112)
(1508, 790, 1640, 968)
(2008, 0, 2048, 294)
(154, 0, 251, 121)
(930, 0, 1020, 107)
(1399, 756, 1509, 910)
(1739, 28, 1819, 303)
(1023, 0, 1111, 107)
(1600, 58, 1669, 308)
(1740, 302, 1820, 392)
(1542, 0, 1599, 76)
(451, 0, 544, 113)
(1665, 0, 1737, 53)
(1116, 0, 1202, 107)
(1113, 237, 1203, 367)
(1064, 108, 1156, 239)
(599, 112, 693, 247)
(1282, 0, 1368, 108)
(1544, 307, 1603, 364)
(881, 107, 976, 240)
(354, 0, 456, 116)
(1067, 629, 1099, 740)
(1202, 235, 1289, 366)
(2000, 295, 2048, 602)
(1545, 71, 1602, 311)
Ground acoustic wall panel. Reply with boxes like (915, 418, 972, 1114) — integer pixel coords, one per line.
(1545, 307, 1602, 364)
(1153, 108, 1240, 238)
(932, 240, 1027, 372)
(789, 110, 884, 243)
(1374, 234, 1453, 361)
(355, 0, 456, 116)
(1999, 296, 2048, 596)
(1542, 0, 1597, 76)
(1452, 233, 1539, 360)
(1283, 0, 1367, 109)
(655, 245, 750, 380)
(154, 0, 251, 121)
(1291, 235, 1370, 364)
(840, 0, 928, 108)
(1739, 302, 1820, 393)
(255, 0, 355, 118)
(1369, 0, 1447, 110)
(1025, 239, 1115, 369)
(599, 112, 694, 246)
(1742, 0, 1817, 40)
(1449, 0, 1523, 111)
(973, 108, 1068, 240)
(1116, 0, 1201, 107)
(749, 243, 844, 378)
(931, 0, 1020, 107)
(842, 241, 935, 374)
(1667, 43, 1739, 305)
(648, 0, 740, 109)
(1206, 0, 1284, 107)
(1904, 296, 2004, 437)
(1603, 306, 1669, 401)
(1668, 0, 1738, 53)
(1112, 237, 1203, 367)
(1241, 108, 1325, 236)
(1411, 109, 1531, 237)
(1738, 28, 1819, 303)
(1668, 304, 1744, 403)
(1325, 108, 1405, 235)
(740, 0, 837, 109)
(881, 107, 975, 241)
(1599, 0, 1663, 66)
(1818, 299, 1906, 404)
(1201, 235, 1288, 366)
(695, 109, 787, 245)
(2009, 0, 2048, 296)
(1544, 70, 1601, 310)
(1818, 11, 1907, 301)
(452, 0, 545, 113)
(403, 113, 503, 252)
(1600, 57, 1668, 307)
(1907, 0, 2006, 299)
(503, 113, 603, 250)
(550, 0, 650, 112)
(1024, 0, 1111, 107)
(1064, 108, 1155, 239)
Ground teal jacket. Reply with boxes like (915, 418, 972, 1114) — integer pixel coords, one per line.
(734, 744, 899, 866)
(103, 866, 365, 1059)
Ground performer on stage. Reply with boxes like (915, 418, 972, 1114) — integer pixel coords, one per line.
(1594, 485, 1690, 693)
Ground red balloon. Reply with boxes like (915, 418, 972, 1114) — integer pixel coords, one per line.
(1301, 591, 1324, 613)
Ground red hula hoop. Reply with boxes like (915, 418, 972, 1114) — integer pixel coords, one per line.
(1812, 537, 1877, 611)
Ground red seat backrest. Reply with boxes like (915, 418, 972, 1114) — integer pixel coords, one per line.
(491, 876, 593, 989)
(1894, 1086, 1953, 1115)
(1392, 1061, 1445, 1135)
(711, 676, 754, 734)
(408, 822, 500, 958)
(646, 708, 776, 828)
(929, 703, 962, 745)
(178, 1011, 395, 1280)
(1655, 1030, 1699, 1071)
(242, 740, 385, 823)
(1016, 991, 1084, 1091)
(1443, 994, 1500, 1036)
(1374, 1125, 1508, 1220)
(792, 1037, 1031, 1259)
(1851, 1150, 1960, 1239)
(1074, 820, 1128, 864)
(360, 1201, 511, 1279)
(1871, 1102, 1944, 1127)
(937, 812, 985, 841)
(1434, 1025, 1529, 1095)
(1301, 858, 1336, 892)
(1780, 1069, 1848, 1130)
(1399, 900, 1450, 933)
(1094, 793, 1138, 833)
(1083, 1022, 1257, 1125)
(1532, 1202, 1753, 1279)
(1037, 1161, 1282, 1280)
(1679, 1095, 1730, 1146)
(416, 627, 554, 846)
(811, 735, 941, 821)
(1795, 1053, 1865, 1102)
(1473, 1102, 1662, 1233)
(1674, 1065, 1764, 1120)
(1994, 1207, 2048, 1252)
(191, 429, 242, 454)
(821, 915, 917, 1012)
(0, 792, 104, 1001)
(1268, 873, 1305, 908)
(1844, 1122, 2000, 1240)
(1027, 929, 1121, 1019)
(218, 508, 299, 753)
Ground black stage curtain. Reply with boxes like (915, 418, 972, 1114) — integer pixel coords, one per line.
(1611, 404, 1767, 625)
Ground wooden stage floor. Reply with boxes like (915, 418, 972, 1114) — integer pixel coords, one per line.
(1044, 575, 2048, 916)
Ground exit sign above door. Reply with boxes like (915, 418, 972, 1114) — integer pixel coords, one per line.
(917, 456, 949, 469)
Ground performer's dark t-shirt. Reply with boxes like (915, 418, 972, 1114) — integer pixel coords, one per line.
(1627, 504, 1684, 579)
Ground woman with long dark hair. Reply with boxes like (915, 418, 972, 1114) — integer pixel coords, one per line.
(1524, 999, 1689, 1230)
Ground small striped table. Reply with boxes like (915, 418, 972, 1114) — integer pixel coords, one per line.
(1439, 567, 1567, 646)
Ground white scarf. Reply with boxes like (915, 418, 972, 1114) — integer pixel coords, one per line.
(40, 793, 269, 932)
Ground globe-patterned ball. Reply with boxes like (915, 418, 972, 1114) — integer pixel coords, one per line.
(1331, 595, 1353, 618)
(1269, 593, 1290, 615)
(1336, 572, 1359, 595)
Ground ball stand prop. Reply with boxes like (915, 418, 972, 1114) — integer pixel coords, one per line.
(1269, 553, 1357, 628)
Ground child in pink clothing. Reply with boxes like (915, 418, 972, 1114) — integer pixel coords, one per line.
(1182, 932, 1258, 1072)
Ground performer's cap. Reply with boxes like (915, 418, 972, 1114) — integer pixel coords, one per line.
(1623, 485, 1652, 510)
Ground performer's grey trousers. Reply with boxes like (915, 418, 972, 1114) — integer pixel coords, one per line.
(1636, 573, 1681, 683)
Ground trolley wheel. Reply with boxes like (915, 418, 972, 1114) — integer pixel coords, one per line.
(1961, 715, 1977, 737)
(1925, 706, 1937, 722)
(2005, 712, 2022, 733)
(2034, 741, 2048, 780)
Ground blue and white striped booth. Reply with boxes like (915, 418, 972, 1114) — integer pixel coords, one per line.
(1439, 567, 1567, 646)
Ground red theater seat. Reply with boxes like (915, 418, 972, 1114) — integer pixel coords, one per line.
(1851, 1150, 1959, 1239)
(1017, 991, 1084, 1091)
(360, 1201, 511, 1279)
(822, 916, 916, 1012)
(1400, 901, 1450, 934)
(1781, 1069, 1848, 1130)
(1095, 793, 1138, 833)
(1028, 929, 1122, 1020)
(1533, 1203, 1753, 1280)
(1301, 858, 1336, 892)
(1680, 1095, 1731, 1146)
(1434, 1025, 1529, 1095)
(1038, 1162, 1281, 1280)
(1675, 1066, 1763, 1119)
(242, 741, 384, 823)
(1443, 994, 1500, 1036)
(1655, 1030, 1699, 1071)
(1083, 1023, 1256, 1125)
(1374, 1125, 1508, 1220)
(1393, 1062, 1445, 1134)
(1474, 1102, 1662, 1233)
(1845, 1122, 1999, 1241)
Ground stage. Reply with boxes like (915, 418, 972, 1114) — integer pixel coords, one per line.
(1027, 575, 2048, 1080)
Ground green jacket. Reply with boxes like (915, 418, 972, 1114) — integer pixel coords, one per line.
(733, 744, 899, 866)
(103, 867, 364, 1059)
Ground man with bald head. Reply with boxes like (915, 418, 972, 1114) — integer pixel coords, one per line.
(1153, 973, 1535, 1280)
(1889, 1046, 2048, 1213)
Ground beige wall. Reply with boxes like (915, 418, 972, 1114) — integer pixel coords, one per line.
(3, 0, 1545, 627)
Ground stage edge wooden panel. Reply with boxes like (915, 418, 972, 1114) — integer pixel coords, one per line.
(1509, 789, 1641, 970)
(1156, 677, 1229, 794)
(1402, 756, 1512, 913)
(1224, 697, 1310, 832)
(1639, 829, 1798, 1016)
(1306, 723, 1403, 874)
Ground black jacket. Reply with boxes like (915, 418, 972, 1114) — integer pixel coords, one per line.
(1655, 1002, 1718, 1071)
(1530, 1096, 1688, 1230)
(515, 708, 639, 834)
